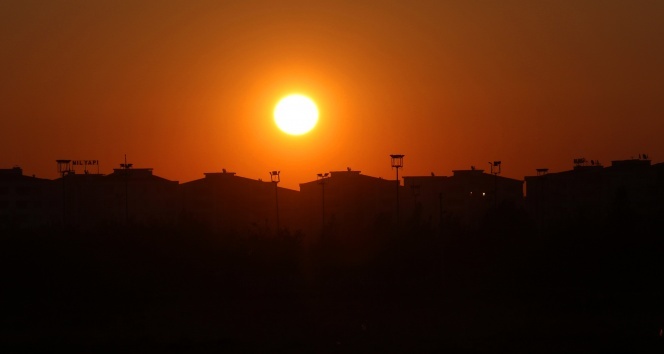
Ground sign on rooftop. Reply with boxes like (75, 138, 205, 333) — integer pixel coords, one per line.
(72, 160, 98, 166)
(72, 160, 100, 174)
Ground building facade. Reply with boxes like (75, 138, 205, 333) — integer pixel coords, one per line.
(525, 158, 663, 226)
(180, 170, 300, 234)
(404, 168, 524, 228)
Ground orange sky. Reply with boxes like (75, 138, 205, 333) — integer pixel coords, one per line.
(1, 1, 663, 189)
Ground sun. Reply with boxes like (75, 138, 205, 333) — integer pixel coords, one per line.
(273, 94, 319, 135)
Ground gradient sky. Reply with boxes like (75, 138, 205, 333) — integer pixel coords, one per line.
(1, 0, 663, 189)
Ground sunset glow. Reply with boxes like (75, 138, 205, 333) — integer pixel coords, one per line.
(0, 1, 662, 189)
(2, 1, 664, 348)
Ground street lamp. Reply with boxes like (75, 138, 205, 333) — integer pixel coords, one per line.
(489, 161, 501, 175)
(489, 161, 501, 207)
(317, 172, 330, 234)
(121, 154, 133, 225)
(269, 170, 280, 234)
(56, 160, 72, 225)
(390, 154, 404, 225)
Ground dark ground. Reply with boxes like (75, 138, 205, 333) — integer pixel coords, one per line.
(1, 209, 663, 353)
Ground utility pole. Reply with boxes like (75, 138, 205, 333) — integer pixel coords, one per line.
(489, 161, 501, 207)
(317, 172, 330, 234)
(56, 160, 72, 226)
(120, 155, 133, 225)
(269, 170, 280, 235)
(390, 154, 404, 226)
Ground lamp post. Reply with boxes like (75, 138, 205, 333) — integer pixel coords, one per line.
(56, 160, 72, 225)
(489, 161, 501, 207)
(317, 173, 330, 234)
(120, 155, 133, 225)
(390, 154, 404, 226)
(269, 170, 280, 234)
(535, 168, 548, 227)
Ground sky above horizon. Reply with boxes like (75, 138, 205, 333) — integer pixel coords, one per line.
(1, 0, 663, 189)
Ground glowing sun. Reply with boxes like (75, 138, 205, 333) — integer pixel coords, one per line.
(273, 94, 319, 135)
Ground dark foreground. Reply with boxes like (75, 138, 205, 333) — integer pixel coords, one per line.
(2, 210, 663, 353)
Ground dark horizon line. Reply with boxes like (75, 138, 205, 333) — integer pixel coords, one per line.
(2, 154, 658, 188)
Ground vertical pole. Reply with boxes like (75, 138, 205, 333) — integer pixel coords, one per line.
(396, 167, 400, 226)
(494, 173, 497, 208)
(62, 172, 66, 225)
(213, 177, 218, 231)
(125, 154, 129, 225)
(390, 155, 404, 228)
(317, 173, 329, 236)
(274, 182, 280, 234)
(56, 160, 71, 226)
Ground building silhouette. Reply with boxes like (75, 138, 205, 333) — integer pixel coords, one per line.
(299, 169, 401, 249)
(1, 155, 661, 236)
(0, 167, 56, 229)
(53, 166, 179, 228)
(180, 170, 300, 234)
(403, 167, 524, 228)
(106, 166, 179, 225)
(525, 157, 663, 226)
